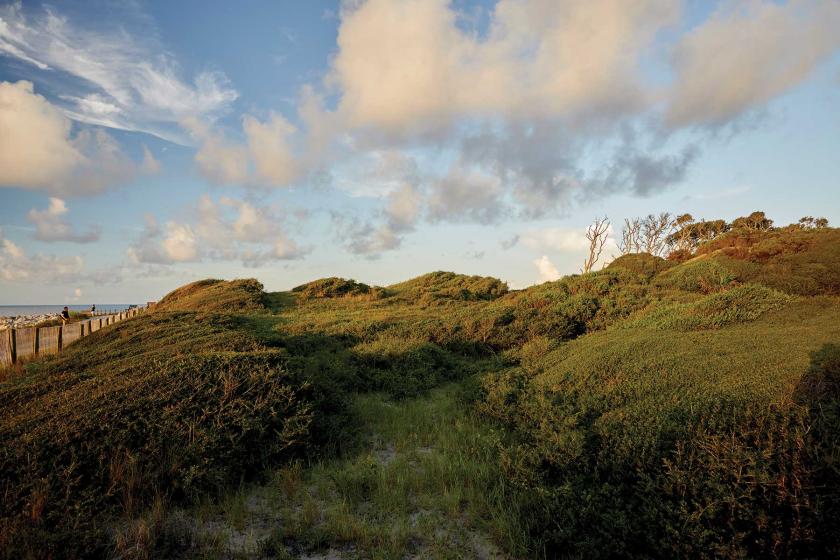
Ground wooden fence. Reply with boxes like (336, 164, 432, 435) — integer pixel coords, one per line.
(0, 308, 146, 367)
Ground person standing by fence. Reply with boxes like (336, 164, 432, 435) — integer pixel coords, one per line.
(61, 306, 70, 325)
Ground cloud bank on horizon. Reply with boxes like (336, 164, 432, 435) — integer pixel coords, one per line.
(1, 0, 839, 301)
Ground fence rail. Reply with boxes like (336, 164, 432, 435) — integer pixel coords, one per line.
(1, 307, 147, 367)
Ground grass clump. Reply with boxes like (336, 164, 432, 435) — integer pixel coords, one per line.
(479, 297, 840, 557)
(0, 311, 354, 557)
(625, 283, 791, 330)
(257, 383, 531, 559)
(352, 335, 461, 398)
(154, 278, 267, 313)
(389, 271, 508, 302)
(655, 257, 737, 293)
(292, 277, 385, 300)
(607, 252, 674, 279)
(697, 227, 840, 295)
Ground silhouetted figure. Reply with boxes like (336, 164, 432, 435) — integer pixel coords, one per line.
(61, 306, 70, 324)
(90, 304, 96, 314)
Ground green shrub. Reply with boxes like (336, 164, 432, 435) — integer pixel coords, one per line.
(607, 253, 674, 279)
(389, 271, 508, 302)
(625, 284, 790, 331)
(478, 298, 840, 557)
(292, 277, 385, 300)
(655, 257, 736, 293)
(695, 227, 840, 295)
(352, 335, 461, 398)
(0, 312, 358, 556)
(154, 278, 267, 312)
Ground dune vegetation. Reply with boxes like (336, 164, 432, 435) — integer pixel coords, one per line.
(1, 213, 839, 559)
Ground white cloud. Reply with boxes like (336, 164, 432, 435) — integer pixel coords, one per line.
(0, 226, 85, 283)
(385, 183, 422, 231)
(316, 0, 840, 240)
(244, 113, 299, 185)
(184, 115, 302, 188)
(524, 224, 620, 280)
(667, 0, 840, 127)
(0, 2, 238, 143)
(128, 196, 310, 266)
(160, 223, 199, 263)
(140, 145, 161, 174)
(0, 80, 136, 195)
(534, 255, 561, 282)
(0, 80, 82, 188)
(27, 197, 100, 243)
(331, 0, 679, 133)
(183, 117, 250, 185)
(522, 229, 590, 252)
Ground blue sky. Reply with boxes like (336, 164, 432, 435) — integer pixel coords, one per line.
(1, 0, 839, 304)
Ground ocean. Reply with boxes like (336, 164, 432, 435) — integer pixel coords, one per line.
(0, 305, 137, 318)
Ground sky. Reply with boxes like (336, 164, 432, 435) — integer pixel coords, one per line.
(1, 0, 839, 304)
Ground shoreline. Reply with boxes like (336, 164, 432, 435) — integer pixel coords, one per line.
(1, 313, 64, 330)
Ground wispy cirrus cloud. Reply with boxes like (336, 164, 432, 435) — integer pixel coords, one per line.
(0, 2, 238, 144)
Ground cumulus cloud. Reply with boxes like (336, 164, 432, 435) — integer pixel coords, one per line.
(667, 0, 840, 128)
(0, 80, 81, 188)
(331, 0, 679, 133)
(313, 0, 840, 246)
(385, 182, 422, 232)
(128, 196, 310, 266)
(184, 115, 302, 188)
(0, 80, 137, 195)
(426, 166, 507, 224)
(330, 178, 423, 255)
(534, 255, 561, 283)
(0, 2, 237, 143)
(27, 197, 100, 243)
(0, 226, 85, 283)
(244, 113, 300, 185)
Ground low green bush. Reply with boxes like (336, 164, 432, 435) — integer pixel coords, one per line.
(625, 283, 790, 330)
(478, 298, 840, 557)
(655, 258, 737, 293)
(154, 278, 267, 312)
(0, 311, 357, 556)
(292, 277, 385, 300)
(607, 252, 674, 279)
(352, 335, 461, 398)
(389, 271, 508, 302)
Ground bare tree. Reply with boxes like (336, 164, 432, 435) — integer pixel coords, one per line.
(641, 212, 671, 256)
(666, 213, 696, 252)
(619, 218, 642, 255)
(583, 216, 610, 273)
